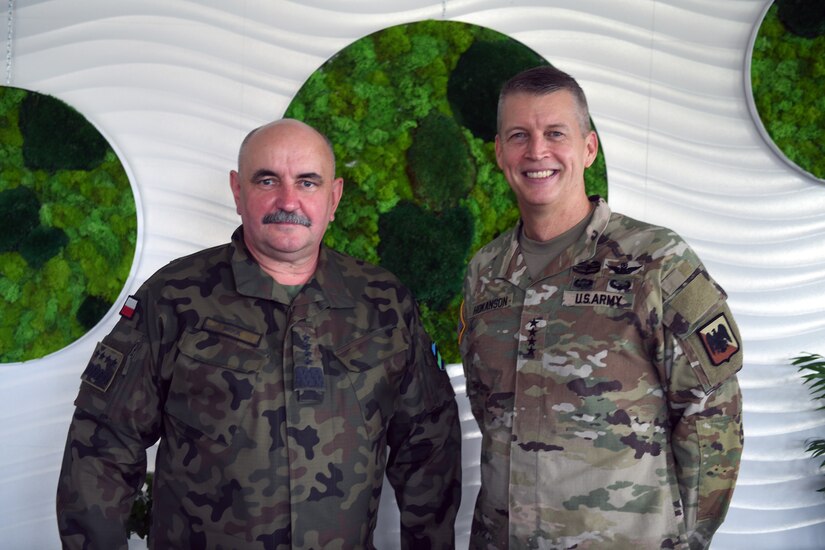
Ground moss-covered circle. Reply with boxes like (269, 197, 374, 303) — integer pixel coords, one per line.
(749, 0, 825, 181)
(0, 87, 137, 363)
(285, 20, 608, 362)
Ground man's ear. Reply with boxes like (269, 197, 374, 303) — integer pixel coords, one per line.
(330, 177, 344, 220)
(229, 170, 242, 215)
(494, 134, 504, 170)
(584, 131, 599, 168)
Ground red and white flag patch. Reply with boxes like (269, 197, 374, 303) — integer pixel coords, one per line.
(119, 295, 139, 319)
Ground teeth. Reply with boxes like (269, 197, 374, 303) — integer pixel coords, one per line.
(526, 170, 555, 178)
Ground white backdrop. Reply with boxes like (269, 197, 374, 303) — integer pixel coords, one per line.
(1, 1, 824, 548)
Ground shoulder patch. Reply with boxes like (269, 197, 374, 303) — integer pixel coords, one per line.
(81, 342, 124, 392)
(119, 295, 139, 319)
(698, 313, 740, 366)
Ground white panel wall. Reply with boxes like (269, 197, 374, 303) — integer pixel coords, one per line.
(1, 1, 823, 548)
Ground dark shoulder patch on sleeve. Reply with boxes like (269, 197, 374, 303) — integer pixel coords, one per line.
(697, 313, 740, 367)
(80, 342, 125, 392)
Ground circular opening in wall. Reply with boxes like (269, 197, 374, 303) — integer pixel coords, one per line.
(0, 87, 138, 363)
(285, 20, 608, 362)
(747, 0, 825, 182)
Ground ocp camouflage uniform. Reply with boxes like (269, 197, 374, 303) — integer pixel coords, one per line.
(57, 226, 462, 549)
(459, 197, 743, 550)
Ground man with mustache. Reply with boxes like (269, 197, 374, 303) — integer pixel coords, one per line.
(459, 66, 743, 549)
(57, 119, 462, 549)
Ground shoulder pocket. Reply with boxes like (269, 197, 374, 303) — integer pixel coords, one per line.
(165, 328, 267, 444)
(664, 265, 742, 393)
(75, 327, 147, 418)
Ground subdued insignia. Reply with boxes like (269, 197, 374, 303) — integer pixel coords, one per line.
(431, 342, 446, 371)
(608, 279, 633, 293)
(81, 342, 124, 392)
(293, 330, 324, 403)
(471, 293, 513, 317)
(562, 290, 634, 308)
(521, 317, 545, 359)
(203, 317, 262, 346)
(573, 260, 601, 275)
(119, 295, 139, 319)
(698, 313, 740, 366)
(605, 259, 644, 275)
(573, 278, 595, 290)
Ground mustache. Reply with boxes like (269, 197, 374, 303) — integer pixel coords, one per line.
(262, 210, 312, 227)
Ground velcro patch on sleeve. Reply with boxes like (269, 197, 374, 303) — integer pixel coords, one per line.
(663, 267, 723, 337)
(80, 341, 124, 392)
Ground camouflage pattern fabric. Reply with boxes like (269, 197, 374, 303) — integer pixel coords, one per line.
(57, 226, 462, 549)
(459, 197, 743, 550)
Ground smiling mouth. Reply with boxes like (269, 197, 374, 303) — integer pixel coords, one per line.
(525, 169, 558, 179)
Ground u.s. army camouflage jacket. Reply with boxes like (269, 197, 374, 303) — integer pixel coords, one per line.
(57, 226, 462, 549)
(459, 197, 743, 550)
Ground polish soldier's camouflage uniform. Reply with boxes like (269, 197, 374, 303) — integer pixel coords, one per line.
(459, 197, 743, 550)
(57, 226, 462, 549)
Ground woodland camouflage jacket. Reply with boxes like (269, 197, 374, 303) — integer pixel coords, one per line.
(459, 197, 743, 550)
(57, 226, 462, 549)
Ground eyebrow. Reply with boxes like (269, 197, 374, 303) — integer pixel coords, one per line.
(249, 169, 323, 182)
(504, 122, 570, 135)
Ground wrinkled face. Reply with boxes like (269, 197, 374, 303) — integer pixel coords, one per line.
(230, 121, 343, 265)
(495, 90, 598, 215)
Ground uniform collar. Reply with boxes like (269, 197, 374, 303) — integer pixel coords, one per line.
(492, 196, 611, 284)
(230, 226, 356, 309)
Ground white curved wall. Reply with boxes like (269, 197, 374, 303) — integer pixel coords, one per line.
(1, 1, 824, 548)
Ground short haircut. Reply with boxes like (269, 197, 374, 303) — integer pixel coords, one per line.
(237, 119, 337, 174)
(497, 65, 592, 135)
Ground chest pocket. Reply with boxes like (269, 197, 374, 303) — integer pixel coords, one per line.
(332, 325, 409, 440)
(165, 327, 267, 445)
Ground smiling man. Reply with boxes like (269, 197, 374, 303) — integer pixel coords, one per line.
(459, 66, 743, 549)
(57, 119, 461, 549)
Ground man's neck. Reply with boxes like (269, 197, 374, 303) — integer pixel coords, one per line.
(520, 195, 592, 242)
(246, 242, 319, 286)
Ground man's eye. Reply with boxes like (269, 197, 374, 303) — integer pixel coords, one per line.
(509, 132, 527, 141)
(258, 178, 275, 186)
(299, 180, 318, 189)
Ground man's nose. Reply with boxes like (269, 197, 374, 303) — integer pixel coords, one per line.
(274, 183, 299, 211)
(526, 136, 549, 160)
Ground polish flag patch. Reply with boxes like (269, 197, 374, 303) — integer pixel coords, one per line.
(119, 295, 139, 319)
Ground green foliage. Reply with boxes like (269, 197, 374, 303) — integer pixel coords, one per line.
(794, 353, 825, 491)
(752, 2, 825, 180)
(448, 38, 547, 141)
(0, 87, 136, 363)
(286, 21, 609, 362)
(18, 93, 108, 172)
(18, 225, 68, 268)
(0, 186, 40, 252)
(76, 295, 112, 330)
(407, 111, 476, 209)
(777, 0, 825, 39)
(378, 201, 473, 311)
